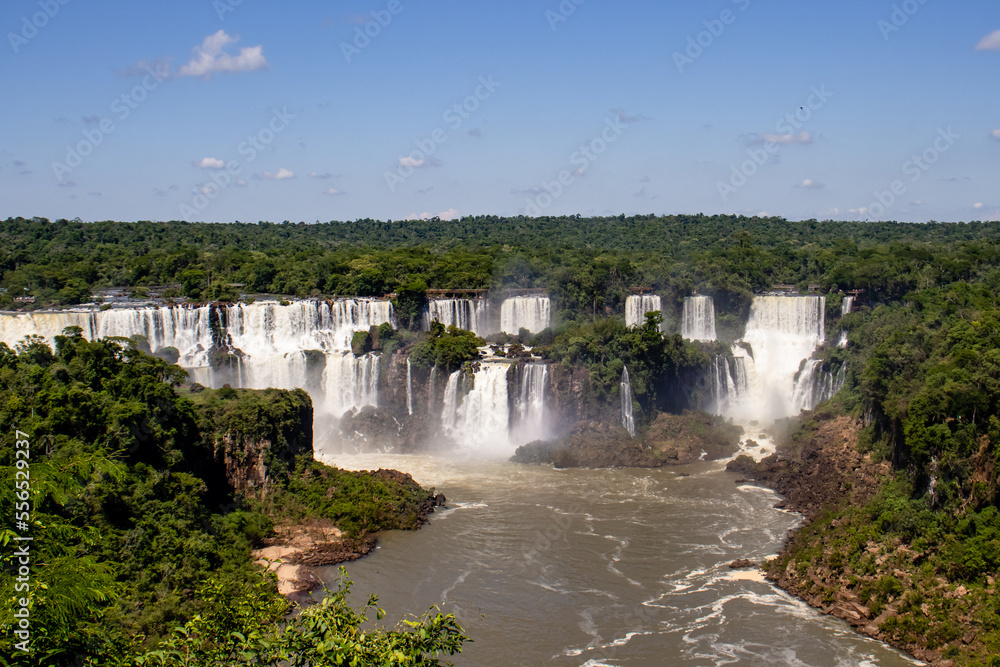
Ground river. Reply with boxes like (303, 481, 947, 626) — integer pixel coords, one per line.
(316, 453, 920, 666)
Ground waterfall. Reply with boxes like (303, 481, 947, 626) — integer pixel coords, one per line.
(97, 306, 215, 367)
(511, 363, 548, 445)
(621, 367, 636, 437)
(681, 296, 717, 342)
(0, 306, 215, 364)
(500, 296, 551, 335)
(439, 361, 549, 455)
(441, 363, 513, 455)
(792, 360, 846, 413)
(722, 295, 825, 423)
(842, 296, 855, 315)
(426, 299, 492, 336)
(625, 295, 663, 329)
(427, 366, 438, 413)
(0, 300, 395, 444)
(712, 349, 752, 416)
(406, 358, 413, 416)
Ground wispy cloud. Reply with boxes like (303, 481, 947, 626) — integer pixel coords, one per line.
(260, 168, 295, 180)
(794, 178, 824, 190)
(976, 30, 1000, 51)
(754, 131, 813, 145)
(323, 188, 346, 196)
(991, 129, 1000, 141)
(175, 31, 269, 79)
(309, 171, 336, 179)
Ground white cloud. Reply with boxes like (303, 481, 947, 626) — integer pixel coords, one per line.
(976, 30, 1000, 51)
(195, 157, 225, 169)
(794, 178, 824, 190)
(235, 179, 247, 187)
(309, 171, 335, 179)
(323, 188, 346, 196)
(261, 168, 295, 180)
(176, 31, 269, 79)
(991, 129, 1000, 141)
(975, 202, 985, 209)
(759, 131, 813, 145)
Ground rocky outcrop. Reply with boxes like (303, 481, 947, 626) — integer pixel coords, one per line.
(193, 386, 314, 500)
(511, 412, 742, 468)
(726, 412, 888, 520)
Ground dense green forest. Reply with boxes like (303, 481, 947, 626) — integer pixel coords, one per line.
(0, 332, 467, 665)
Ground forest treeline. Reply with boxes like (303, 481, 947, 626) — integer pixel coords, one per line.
(2, 215, 998, 332)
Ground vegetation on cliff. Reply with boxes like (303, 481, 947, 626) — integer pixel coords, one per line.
(0, 332, 465, 665)
(734, 273, 1000, 666)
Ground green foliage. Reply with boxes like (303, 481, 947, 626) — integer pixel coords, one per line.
(121, 569, 467, 667)
(409, 323, 484, 373)
(271, 458, 436, 538)
(0, 334, 454, 665)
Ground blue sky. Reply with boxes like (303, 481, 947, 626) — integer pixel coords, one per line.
(1, 0, 998, 223)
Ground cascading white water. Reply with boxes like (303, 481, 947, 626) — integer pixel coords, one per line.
(0, 300, 394, 443)
(712, 349, 752, 416)
(681, 296, 717, 342)
(621, 367, 636, 437)
(441, 363, 512, 455)
(0, 309, 100, 348)
(440, 361, 549, 455)
(222, 300, 392, 427)
(500, 296, 550, 335)
(792, 360, 846, 413)
(98, 306, 215, 367)
(842, 296, 855, 315)
(0, 306, 214, 365)
(511, 363, 548, 445)
(427, 366, 438, 413)
(406, 358, 413, 416)
(625, 295, 663, 329)
(720, 295, 825, 423)
(426, 299, 492, 337)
